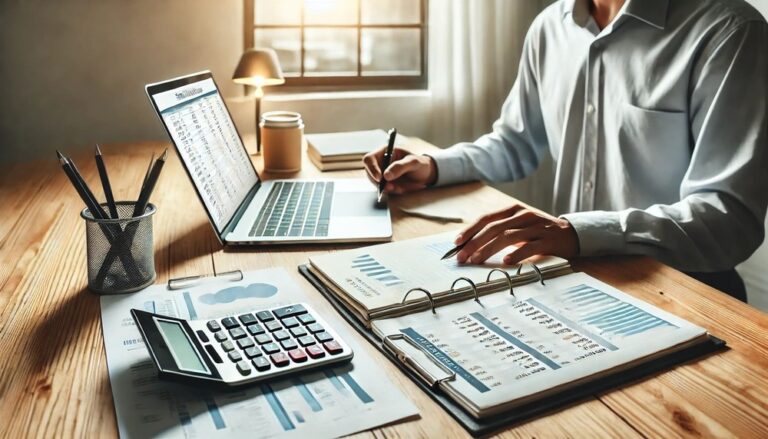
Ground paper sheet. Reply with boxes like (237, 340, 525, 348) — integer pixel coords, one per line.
(100, 268, 418, 438)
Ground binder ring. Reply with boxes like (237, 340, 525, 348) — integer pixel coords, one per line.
(451, 277, 481, 304)
(530, 263, 545, 286)
(486, 268, 515, 299)
(402, 288, 437, 314)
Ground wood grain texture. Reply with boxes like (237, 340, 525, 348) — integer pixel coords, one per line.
(0, 138, 766, 438)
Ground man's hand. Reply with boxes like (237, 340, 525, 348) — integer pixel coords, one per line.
(455, 204, 579, 265)
(363, 147, 437, 194)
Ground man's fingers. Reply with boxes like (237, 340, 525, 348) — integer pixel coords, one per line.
(362, 151, 383, 181)
(503, 240, 549, 265)
(468, 228, 541, 264)
(383, 155, 420, 181)
(456, 205, 526, 245)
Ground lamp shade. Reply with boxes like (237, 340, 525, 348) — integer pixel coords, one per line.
(232, 48, 285, 87)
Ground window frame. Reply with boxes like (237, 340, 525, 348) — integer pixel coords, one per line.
(243, 0, 428, 91)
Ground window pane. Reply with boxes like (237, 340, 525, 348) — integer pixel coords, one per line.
(304, 0, 357, 25)
(361, 0, 420, 24)
(254, 29, 302, 75)
(255, 0, 302, 25)
(304, 28, 358, 76)
(361, 29, 420, 76)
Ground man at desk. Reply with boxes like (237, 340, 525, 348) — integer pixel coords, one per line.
(364, 0, 768, 300)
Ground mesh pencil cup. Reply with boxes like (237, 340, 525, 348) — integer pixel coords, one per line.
(81, 202, 157, 294)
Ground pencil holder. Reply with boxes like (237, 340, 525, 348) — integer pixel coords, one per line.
(81, 202, 157, 294)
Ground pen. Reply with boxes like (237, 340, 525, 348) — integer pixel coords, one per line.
(133, 149, 167, 217)
(440, 231, 478, 260)
(377, 128, 397, 203)
(95, 144, 118, 219)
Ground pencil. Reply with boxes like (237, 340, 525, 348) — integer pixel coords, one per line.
(95, 144, 118, 219)
(133, 149, 167, 217)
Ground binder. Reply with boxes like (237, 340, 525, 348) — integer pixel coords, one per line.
(299, 264, 725, 436)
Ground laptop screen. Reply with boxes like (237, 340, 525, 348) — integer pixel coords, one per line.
(148, 75, 259, 233)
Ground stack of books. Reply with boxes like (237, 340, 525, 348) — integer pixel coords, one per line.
(306, 129, 405, 171)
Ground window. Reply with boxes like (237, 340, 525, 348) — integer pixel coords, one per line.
(244, 0, 428, 89)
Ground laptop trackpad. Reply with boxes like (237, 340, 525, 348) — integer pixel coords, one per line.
(332, 192, 388, 217)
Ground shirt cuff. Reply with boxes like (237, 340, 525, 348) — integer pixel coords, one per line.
(426, 145, 471, 186)
(560, 210, 626, 256)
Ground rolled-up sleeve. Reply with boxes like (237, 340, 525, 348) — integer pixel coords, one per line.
(429, 28, 550, 186)
(562, 20, 768, 272)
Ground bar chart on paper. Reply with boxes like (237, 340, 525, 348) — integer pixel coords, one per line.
(351, 254, 404, 287)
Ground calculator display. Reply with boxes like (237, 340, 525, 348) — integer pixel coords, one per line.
(157, 320, 208, 374)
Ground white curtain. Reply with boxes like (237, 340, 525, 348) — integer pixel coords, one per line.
(427, 0, 555, 209)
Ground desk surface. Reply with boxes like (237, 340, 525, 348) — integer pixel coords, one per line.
(1, 139, 767, 438)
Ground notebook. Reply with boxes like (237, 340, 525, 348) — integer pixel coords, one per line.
(306, 129, 406, 171)
(302, 231, 719, 426)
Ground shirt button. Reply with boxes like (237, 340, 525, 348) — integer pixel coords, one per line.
(586, 103, 595, 114)
(585, 181, 594, 190)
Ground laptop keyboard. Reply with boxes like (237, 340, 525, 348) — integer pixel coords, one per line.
(249, 182, 334, 238)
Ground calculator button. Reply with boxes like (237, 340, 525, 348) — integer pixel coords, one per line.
(246, 324, 265, 336)
(272, 304, 307, 319)
(255, 334, 272, 345)
(214, 332, 228, 342)
(221, 340, 235, 352)
(237, 337, 255, 350)
(229, 327, 247, 340)
(265, 321, 283, 332)
(256, 311, 275, 322)
(252, 356, 271, 371)
(205, 344, 223, 363)
(238, 313, 258, 325)
(281, 317, 299, 328)
(298, 335, 316, 347)
(221, 317, 240, 329)
(196, 330, 209, 343)
(244, 346, 262, 358)
(206, 320, 222, 332)
(228, 351, 243, 362)
(306, 345, 325, 359)
(273, 330, 290, 341)
(307, 323, 324, 334)
(281, 339, 298, 351)
(290, 326, 308, 338)
(262, 343, 281, 354)
(323, 340, 343, 355)
(298, 314, 316, 325)
(270, 352, 290, 367)
(236, 361, 252, 375)
(315, 331, 334, 343)
(288, 349, 308, 363)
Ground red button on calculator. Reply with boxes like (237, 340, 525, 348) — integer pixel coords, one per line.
(306, 345, 325, 359)
(288, 349, 308, 363)
(270, 352, 290, 367)
(323, 340, 343, 355)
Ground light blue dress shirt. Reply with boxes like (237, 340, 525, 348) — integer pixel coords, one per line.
(430, 0, 768, 272)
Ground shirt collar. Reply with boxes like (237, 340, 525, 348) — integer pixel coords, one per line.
(562, 0, 668, 30)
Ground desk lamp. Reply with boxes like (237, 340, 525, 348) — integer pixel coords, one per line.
(232, 48, 285, 154)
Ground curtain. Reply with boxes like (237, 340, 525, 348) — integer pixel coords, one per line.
(427, 0, 555, 209)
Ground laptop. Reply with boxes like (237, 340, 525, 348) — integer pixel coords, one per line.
(145, 71, 392, 245)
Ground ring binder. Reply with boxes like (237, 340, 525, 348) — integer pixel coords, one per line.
(382, 333, 457, 388)
(401, 287, 437, 314)
(451, 277, 481, 304)
(167, 269, 244, 290)
(530, 263, 545, 286)
(486, 268, 515, 299)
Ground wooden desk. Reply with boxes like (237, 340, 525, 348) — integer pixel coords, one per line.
(1, 139, 767, 438)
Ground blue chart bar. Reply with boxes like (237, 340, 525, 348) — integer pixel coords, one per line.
(400, 328, 492, 393)
(182, 292, 197, 320)
(527, 298, 619, 351)
(293, 379, 323, 412)
(260, 384, 295, 431)
(323, 370, 349, 394)
(203, 397, 226, 430)
(350, 254, 404, 286)
(143, 301, 156, 313)
(339, 372, 374, 404)
(470, 313, 562, 370)
(293, 411, 305, 423)
(561, 284, 676, 337)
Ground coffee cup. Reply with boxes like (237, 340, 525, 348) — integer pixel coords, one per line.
(260, 111, 303, 173)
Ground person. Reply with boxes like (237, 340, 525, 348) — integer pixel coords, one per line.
(363, 0, 768, 301)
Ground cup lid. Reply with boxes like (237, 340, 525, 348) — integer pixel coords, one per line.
(260, 111, 302, 127)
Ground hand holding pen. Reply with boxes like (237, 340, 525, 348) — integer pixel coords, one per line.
(363, 129, 438, 197)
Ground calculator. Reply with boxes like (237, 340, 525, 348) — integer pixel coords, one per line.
(131, 303, 353, 388)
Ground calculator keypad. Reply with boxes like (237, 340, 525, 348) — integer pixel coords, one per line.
(189, 303, 352, 386)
